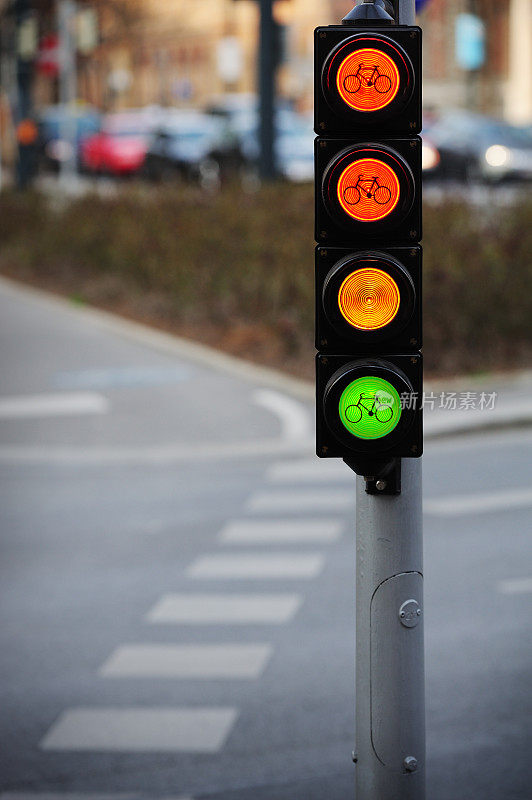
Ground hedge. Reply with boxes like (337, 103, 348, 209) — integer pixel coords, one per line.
(1, 183, 531, 378)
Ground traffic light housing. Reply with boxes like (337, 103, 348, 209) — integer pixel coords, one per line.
(314, 19, 423, 481)
(315, 26, 422, 136)
(316, 245, 422, 353)
(315, 136, 421, 244)
(316, 353, 422, 459)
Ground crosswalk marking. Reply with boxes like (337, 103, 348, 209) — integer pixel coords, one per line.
(145, 593, 303, 624)
(246, 489, 352, 513)
(218, 519, 343, 545)
(0, 392, 109, 419)
(425, 487, 532, 516)
(187, 553, 325, 580)
(40, 707, 237, 753)
(498, 577, 532, 595)
(266, 458, 352, 483)
(54, 365, 190, 390)
(99, 644, 272, 679)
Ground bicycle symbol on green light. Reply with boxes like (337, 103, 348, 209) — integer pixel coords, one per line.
(344, 391, 394, 425)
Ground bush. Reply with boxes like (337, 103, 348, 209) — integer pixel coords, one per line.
(1, 183, 531, 378)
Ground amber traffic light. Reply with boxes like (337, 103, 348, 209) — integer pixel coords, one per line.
(338, 267, 400, 330)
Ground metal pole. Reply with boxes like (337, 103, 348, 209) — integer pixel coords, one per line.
(15, 0, 32, 120)
(397, 0, 415, 25)
(58, 0, 78, 186)
(355, 2, 425, 798)
(355, 461, 425, 799)
(15, 0, 34, 189)
(258, 0, 276, 180)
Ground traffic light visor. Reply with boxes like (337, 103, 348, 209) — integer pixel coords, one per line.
(337, 157, 400, 222)
(336, 48, 400, 112)
(338, 268, 400, 330)
(339, 375, 402, 439)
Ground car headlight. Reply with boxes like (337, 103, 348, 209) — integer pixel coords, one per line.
(421, 142, 440, 171)
(485, 144, 511, 168)
(45, 139, 75, 161)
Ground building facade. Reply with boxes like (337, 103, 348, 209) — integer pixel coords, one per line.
(1, 0, 531, 123)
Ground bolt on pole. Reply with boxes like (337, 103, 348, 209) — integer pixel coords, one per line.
(353, 4, 425, 799)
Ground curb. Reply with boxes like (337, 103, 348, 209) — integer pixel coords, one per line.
(0, 275, 314, 402)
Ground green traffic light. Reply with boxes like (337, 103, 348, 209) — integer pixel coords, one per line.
(338, 375, 401, 439)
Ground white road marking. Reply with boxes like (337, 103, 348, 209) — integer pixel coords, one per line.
(219, 519, 343, 545)
(266, 458, 353, 483)
(145, 593, 303, 624)
(54, 366, 189, 389)
(187, 553, 324, 580)
(425, 487, 532, 516)
(0, 438, 313, 465)
(498, 577, 532, 595)
(253, 389, 310, 442)
(39, 707, 237, 753)
(0, 392, 109, 419)
(427, 428, 532, 456)
(246, 489, 352, 513)
(99, 644, 272, 679)
(424, 398, 532, 439)
(2, 428, 532, 466)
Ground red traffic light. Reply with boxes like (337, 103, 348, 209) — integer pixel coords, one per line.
(337, 157, 401, 222)
(318, 141, 418, 238)
(317, 31, 420, 133)
(336, 47, 401, 113)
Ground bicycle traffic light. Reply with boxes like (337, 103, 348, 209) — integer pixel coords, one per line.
(315, 10, 423, 480)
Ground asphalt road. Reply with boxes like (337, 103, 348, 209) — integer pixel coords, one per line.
(0, 279, 530, 800)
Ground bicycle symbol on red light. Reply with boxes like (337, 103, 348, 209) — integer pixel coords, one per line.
(343, 174, 392, 206)
(343, 64, 393, 96)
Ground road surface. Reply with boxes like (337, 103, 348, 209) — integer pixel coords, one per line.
(0, 279, 530, 800)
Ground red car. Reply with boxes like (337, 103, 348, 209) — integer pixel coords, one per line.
(81, 110, 160, 176)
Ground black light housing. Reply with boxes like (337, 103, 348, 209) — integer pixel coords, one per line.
(314, 13, 423, 475)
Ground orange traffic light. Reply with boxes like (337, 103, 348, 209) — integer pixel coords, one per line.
(338, 267, 400, 330)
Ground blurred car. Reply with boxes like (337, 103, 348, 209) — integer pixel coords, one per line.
(205, 92, 294, 120)
(232, 109, 314, 182)
(275, 124, 314, 182)
(80, 109, 163, 176)
(37, 104, 101, 171)
(142, 111, 240, 185)
(422, 109, 532, 183)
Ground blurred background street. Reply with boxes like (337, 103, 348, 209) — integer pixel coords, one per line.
(1, 277, 531, 800)
(1, 1, 532, 799)
(0, 0, 532, 191)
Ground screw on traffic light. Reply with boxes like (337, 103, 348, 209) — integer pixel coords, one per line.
(314, 1, 423, 491)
